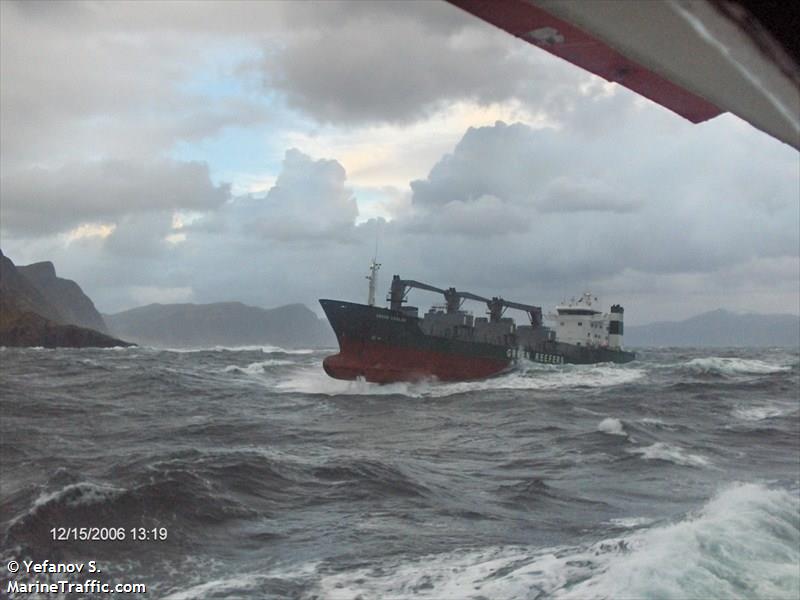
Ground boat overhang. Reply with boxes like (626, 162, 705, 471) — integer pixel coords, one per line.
(447, 0, 799, 149)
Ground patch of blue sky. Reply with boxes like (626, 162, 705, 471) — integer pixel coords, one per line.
(170, 41, 314, 195)
(176, 40, 262, 99)
(172, 125, 279, 195)
(352, 186, 399, 223)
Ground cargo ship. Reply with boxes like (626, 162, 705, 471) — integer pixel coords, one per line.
(320, 261, 635, 383)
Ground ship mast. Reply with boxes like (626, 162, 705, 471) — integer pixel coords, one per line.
(366, 258, 381, 306)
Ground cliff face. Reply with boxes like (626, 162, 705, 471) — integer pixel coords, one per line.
(0, 250, 132, 348)
(106, 301, 335, 348)
(0, 251, 65, 324)
(0, 299, 133, 348)
(17, 260, 108, 333)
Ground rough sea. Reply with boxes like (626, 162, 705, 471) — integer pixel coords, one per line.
(1, 345, 798, 599)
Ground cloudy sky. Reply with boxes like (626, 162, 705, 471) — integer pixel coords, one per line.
(1, 0, 798, 325)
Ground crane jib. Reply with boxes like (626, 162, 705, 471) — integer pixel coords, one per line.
(387, 275, 542, 327)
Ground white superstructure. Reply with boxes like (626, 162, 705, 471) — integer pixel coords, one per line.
(548, 292, 625, 349)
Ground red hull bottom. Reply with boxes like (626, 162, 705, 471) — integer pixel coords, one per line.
(323, 339, 510, 383)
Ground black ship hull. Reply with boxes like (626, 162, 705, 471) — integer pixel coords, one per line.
(320, 299, 635, 383)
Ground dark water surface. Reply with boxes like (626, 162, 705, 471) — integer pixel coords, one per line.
(1, 346, 798, 599)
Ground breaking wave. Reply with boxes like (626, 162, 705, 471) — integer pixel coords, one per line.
(223, 359, 294, 374)
(305, 483, 799, 600)
(733, 404, 797, 421)
(626, 442, 711, 468)
(686, 357, 791, 376)
(597, 418, 626, 436)
(159, 345, 317, 354)
(276, 362, 645, 398)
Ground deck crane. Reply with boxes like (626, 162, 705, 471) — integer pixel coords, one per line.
(387, 275, 542, 327)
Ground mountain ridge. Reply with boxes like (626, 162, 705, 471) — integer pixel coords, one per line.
(105, 301, 335, 348)
(625, 308, 800, 347)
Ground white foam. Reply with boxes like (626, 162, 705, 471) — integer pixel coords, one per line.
(158, 345, 317, 354)
(9, 482, 126, 527)
(561, 483, 800, 599)
(277, 362, 644, 398)
(162, 561, 319, 599)
(597, 417, 626, 436)
(32, 482, 123, 510)
(223, 359, 294, 374)
(304, 483, 800, 600)
(162, 574, 265, 600)
(733, 405, 794, 421)
(687, 357, 791, 376)
(627, 442, 710, 468)
(607, 516, 655, 528)
(276, 366, 427, 397)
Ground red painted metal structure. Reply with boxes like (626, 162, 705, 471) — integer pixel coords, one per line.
(322, 338, 510, 383)
(448, 0, 722, 123)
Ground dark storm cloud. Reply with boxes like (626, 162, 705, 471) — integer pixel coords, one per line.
(536, 177, 640, 214)
(0, 0, 271, 168)
(1, 160, 230, 235)
(403, 195, 532, 237)
(13, 114, 796, 322)
(103, 213, 176, 258)
(258, 1, 609, 127)
(1, 1, 797, 321)
(264, 12, 533, 125)
(409, 121, 640, 213)
(402, 119, 799, 285)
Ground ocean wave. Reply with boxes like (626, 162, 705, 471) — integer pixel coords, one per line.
(7, 468, 259, 541)
(686, 357, 791, 376)
(304, 483, 799, 600)
(733, 405, 795, 421)
(162, 561, 320, 600)
(626, 442, 710, 467)
(223, 359, 294, 374)
(162, 574, 267, 600)
(30, 482, 124, 514)
(6, 482, 126, 537)
(276, 363, 645, 398)
(597, 417, 626, 436)
(311, 459, 430, 500)
(606, 516, 655, 529)
(158, 345, 317, 354)
(497, 478, 606, 511)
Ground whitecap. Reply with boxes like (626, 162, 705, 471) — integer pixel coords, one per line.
(597, 417, 626, 436)
(627, 442, 710, 467)
(276, 366, 427, 397)
(158, 345, 318, 354)
(223, 359, 294, 375)
(7, 482, 126, 528)
(687, 357, 791, 376)
(162, 574, 266, 600)
(733, 405, 793, 421)
(31, 482, 124, 511)
(607, 516, 655, 528)
(303, 483, 799, 600)
(276, 362, 645, 398)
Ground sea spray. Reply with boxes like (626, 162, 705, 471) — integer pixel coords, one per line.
(306, 483, 800, 600)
